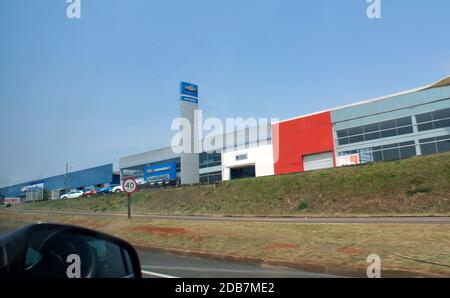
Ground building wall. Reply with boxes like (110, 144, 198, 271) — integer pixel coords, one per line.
(331, 86, 450, 162)
(119, 123, 274, 181)
(0, 164, 114, 198)
(222, 144, 274, 181)
(118, 78, 450, 180)
(202, 122, 273, 152)
(331, 86, 450, 124)
(272, 111, 335, 175)
(119, 147, 179, 170)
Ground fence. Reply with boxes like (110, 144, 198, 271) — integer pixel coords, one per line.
(25, 188, 43, 202)
(51, 189, 62, 200)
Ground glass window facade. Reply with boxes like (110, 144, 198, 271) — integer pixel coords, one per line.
(338, 141, 416, 163)
(337, 117, 413, 146)
(121, 167, 145, 180)
(199, 171, 222, 183)
(230, 166, 256, 180)
(416, 108, 450, 132)
(199, 152, 222, 169)
(419, 135, 450, 155)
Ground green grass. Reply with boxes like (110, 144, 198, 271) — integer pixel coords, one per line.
(1, 212, 449, 277)
(11, 152, 450, 216)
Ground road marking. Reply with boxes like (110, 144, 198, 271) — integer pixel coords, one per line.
(144, 265, 304, 274)
(141, 269, 179, 278)
(140, 265, 338, 277)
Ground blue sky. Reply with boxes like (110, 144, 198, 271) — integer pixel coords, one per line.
(1, 0, 449, 186)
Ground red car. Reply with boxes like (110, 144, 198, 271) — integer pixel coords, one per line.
(83, 189, 97, 198)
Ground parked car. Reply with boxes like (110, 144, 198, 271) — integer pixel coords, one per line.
(111, 185, 123, 193)
(83, 188, 97, 198)
(59, 190, 84, 200)
(145, 178, 175, 188)
(97, 184, 119, 195)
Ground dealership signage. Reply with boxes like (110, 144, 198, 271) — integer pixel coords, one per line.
(180, 96, 198, 104)
(180, 82, 198, 103)
(235, 153, 248, 161)
(4, 197, 23, 205)
(180, 82, 198, 97)
(20, 183, 44, 193)
(144, 161, 177, 182)
(336, 154, 361, 167)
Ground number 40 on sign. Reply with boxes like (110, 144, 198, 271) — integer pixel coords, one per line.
(122, 178, 137, 218)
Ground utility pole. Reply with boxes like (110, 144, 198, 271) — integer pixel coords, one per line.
(65, 162, 69, 193)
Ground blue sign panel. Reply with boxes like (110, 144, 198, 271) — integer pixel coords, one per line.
(180, 82, 198, 98)
(180, 96, 198, 104)
(144, 162, 177, 182)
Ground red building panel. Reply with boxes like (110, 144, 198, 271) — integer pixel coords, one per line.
(273, 111, 335, 175)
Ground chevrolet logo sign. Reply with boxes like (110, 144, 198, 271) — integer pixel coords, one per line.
(185, 85, 197, 93)
(146, 166, 171, 174)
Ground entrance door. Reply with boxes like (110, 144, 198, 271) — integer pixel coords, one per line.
(230, 166, 256, 180)
(303, 152, 334, 171)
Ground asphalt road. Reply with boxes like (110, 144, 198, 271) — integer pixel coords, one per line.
(137, 250, 339, 278)
(7, 209, 450, 224)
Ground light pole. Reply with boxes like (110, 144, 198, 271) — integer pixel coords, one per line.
(64, 163, 68, 193)
(64, 163, 74, 193)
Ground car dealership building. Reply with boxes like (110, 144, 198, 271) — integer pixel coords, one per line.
(3, 77, 448, 202)
(0, 164, 120, 201)
(119, 77, 450, 184)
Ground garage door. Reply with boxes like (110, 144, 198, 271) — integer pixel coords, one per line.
(303, 152, 334, 172)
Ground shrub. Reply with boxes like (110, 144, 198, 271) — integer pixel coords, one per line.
(298, 201, 308, 211)
(43, 189, 51, 201)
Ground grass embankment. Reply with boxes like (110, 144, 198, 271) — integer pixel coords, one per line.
(0, 212, 449, 277)
(11, 152, 450, 216)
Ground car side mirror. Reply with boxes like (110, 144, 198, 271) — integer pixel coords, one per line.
(0, 223, 142, 278)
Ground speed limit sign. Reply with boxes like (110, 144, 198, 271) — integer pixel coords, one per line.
(122, 178, 137, 194)
(122, 177, 137, 219)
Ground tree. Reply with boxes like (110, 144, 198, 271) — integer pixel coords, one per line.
(43, 189, 51, 201)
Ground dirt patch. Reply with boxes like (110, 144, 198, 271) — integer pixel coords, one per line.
(266, 243, 299, 250)
(133, 225, 190, 238)
(190, 235, 204, 243)
(337, 246, 364, 256)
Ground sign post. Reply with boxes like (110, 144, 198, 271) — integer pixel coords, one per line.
(122, 177, 137, 219)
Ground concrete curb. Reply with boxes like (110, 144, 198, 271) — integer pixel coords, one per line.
(133, 245, 448, 278)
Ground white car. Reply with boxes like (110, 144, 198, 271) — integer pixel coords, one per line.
(111, 185, 123, 193)
(59, 190, 84, 200)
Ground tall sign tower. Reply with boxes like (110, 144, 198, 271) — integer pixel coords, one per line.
(179, 82, 200, 185)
